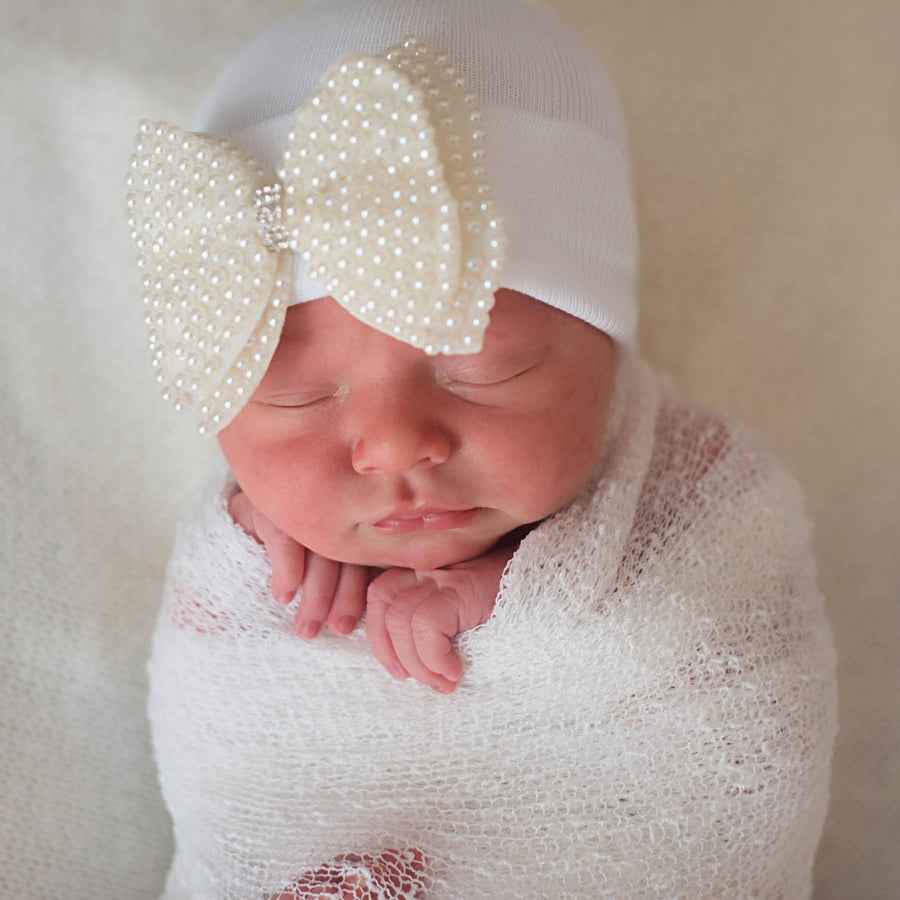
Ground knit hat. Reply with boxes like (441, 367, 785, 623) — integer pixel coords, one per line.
(126, 0, 637, 432)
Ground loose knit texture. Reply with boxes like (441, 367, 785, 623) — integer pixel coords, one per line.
(148, 355, 837, 899)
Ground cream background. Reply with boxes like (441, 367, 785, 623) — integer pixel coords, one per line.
(1, 0, 896, 897)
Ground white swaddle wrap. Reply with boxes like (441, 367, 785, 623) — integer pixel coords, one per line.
(149, 356, 837, 899)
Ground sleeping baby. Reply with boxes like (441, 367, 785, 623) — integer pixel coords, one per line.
(126, 1, 837, 897)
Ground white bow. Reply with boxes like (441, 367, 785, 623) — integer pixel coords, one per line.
(126, 36, 506, 434)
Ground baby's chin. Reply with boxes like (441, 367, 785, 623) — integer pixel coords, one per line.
(322, 532, 501, 572)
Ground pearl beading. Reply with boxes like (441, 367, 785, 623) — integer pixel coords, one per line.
(126, 124, 292, 434)
(125, 36, 505, 432)
(281, 35, 505, 355)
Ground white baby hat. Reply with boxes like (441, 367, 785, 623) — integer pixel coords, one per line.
(126, 0, 638, 431)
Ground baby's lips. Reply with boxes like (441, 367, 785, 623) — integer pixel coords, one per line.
(371, 507, 481, 534)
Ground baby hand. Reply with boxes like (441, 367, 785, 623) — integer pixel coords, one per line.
(229, 491, 369, 639)
(365, 547, 512, 693)
(270, 847, 427, 899)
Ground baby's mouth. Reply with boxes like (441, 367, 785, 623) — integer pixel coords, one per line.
(371, 507, 481, 534)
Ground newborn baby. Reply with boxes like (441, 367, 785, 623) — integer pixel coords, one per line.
(126, 1, 837, 897)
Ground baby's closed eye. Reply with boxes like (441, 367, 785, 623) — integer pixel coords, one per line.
(440, 365, 534, 387)
(252, 384, 347, 409)
(437, 352, 543, 388)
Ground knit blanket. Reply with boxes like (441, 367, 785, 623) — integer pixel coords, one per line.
(148, 355, 837, 899)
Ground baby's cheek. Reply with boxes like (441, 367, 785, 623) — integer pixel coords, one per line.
(487, 423, 599, 517)
(280, 501, 344, 556)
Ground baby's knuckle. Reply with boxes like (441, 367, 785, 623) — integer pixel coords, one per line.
(366, 584, 391, 609)
(410, 609, 437, 638)
(307, 588, 335, 608)
(383, 603, 409, 629)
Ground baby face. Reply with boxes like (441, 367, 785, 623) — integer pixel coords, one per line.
(218, 289, 617, 570)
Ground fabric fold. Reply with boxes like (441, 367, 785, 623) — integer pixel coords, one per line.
(149, 354, 836, 899)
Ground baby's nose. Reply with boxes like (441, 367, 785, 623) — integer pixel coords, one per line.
(350, 388, 451, 475)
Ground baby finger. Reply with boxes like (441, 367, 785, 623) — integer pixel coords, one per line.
(293, 553, 340, 638)
(325, 563, 369, 635)
(365, 581, 409, 681)
(383, 583, 458, 693)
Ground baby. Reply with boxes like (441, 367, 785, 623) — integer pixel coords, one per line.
(127, 1, 837, 897)
(221, 285, 616, 695)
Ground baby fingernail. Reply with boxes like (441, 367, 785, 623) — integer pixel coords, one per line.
(279, 590, 296, 605)
(337, 615, 357, 634)
(298, 620, 321, 638)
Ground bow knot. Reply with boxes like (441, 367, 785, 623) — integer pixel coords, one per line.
(255, 184, 291, 252)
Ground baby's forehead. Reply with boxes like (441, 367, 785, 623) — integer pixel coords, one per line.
(274, 289, 607, 369)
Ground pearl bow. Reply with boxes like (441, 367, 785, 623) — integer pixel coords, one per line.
(126, 36, 506, 434)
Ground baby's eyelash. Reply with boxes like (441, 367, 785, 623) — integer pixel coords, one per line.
(439, 363, 536, 388)
(257, 384, 347, 408)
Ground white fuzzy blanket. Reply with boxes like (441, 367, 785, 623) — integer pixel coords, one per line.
(148, 355, 836, 899)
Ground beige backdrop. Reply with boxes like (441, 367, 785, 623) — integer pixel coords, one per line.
(1, 1, 897, 897)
